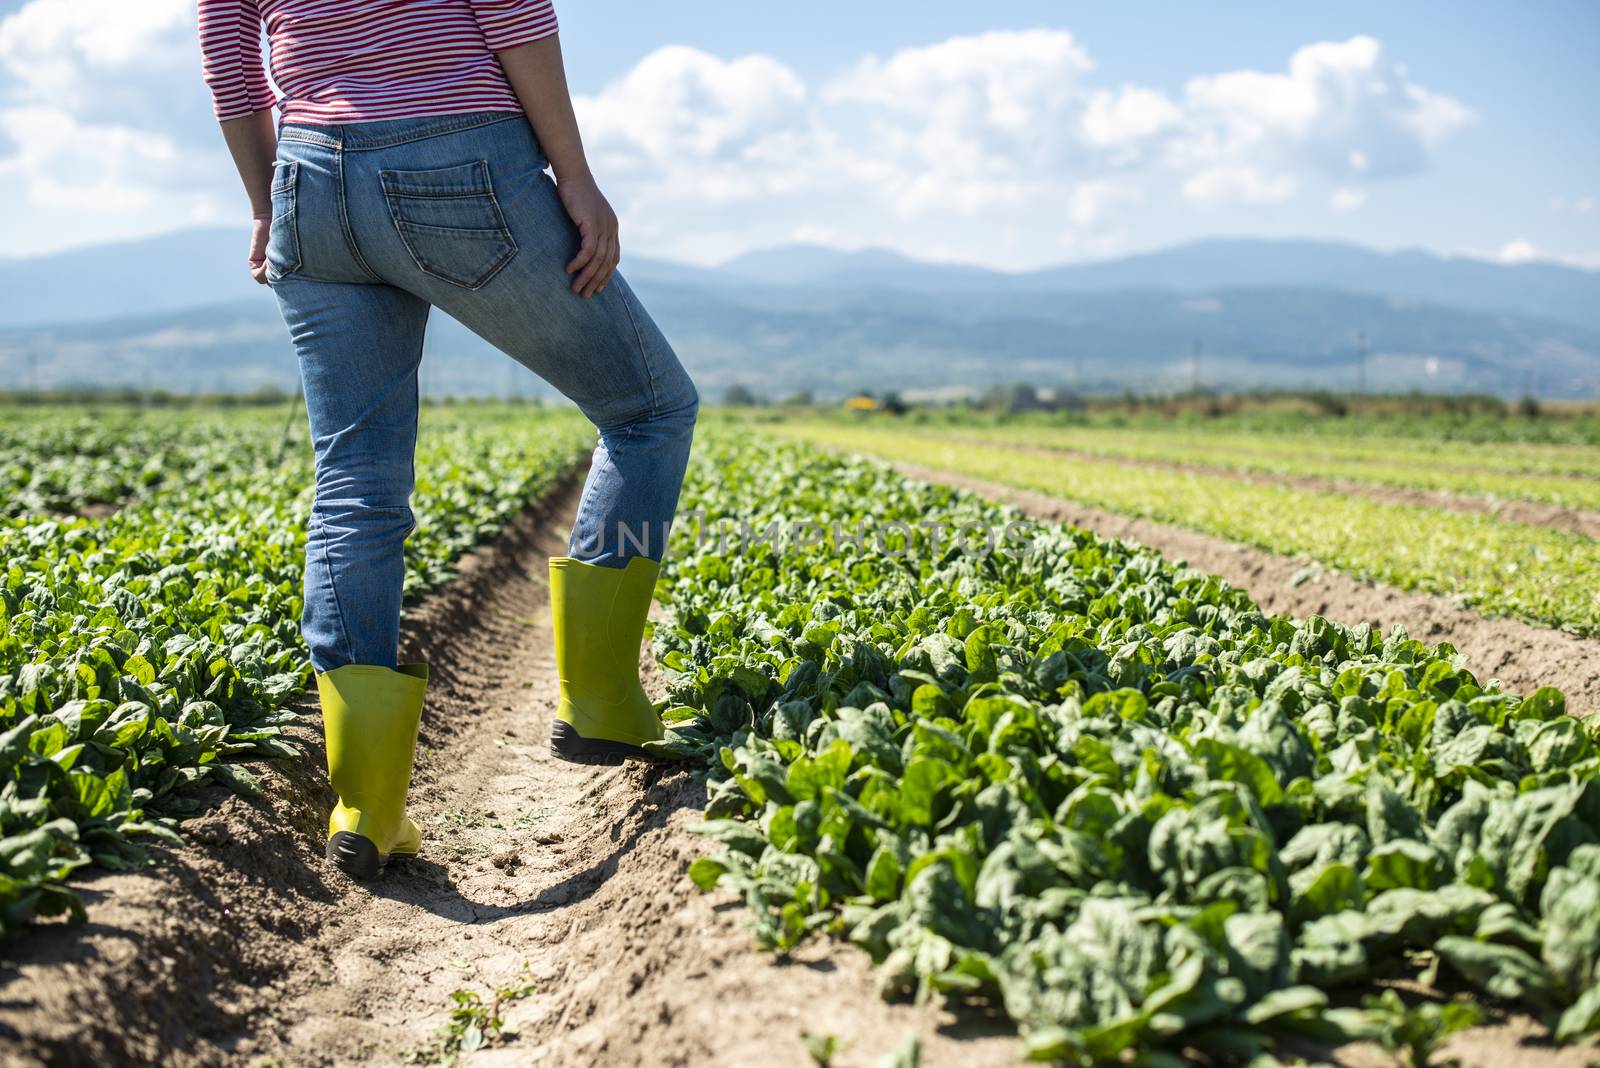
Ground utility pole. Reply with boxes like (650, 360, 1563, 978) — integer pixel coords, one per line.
(1189, 340, 1202, 394)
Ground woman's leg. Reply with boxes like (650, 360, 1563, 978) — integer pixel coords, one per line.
(273, 274, 433, 672)
(438, 267, 699, 567)
(559, 277, 700, 567)
(340, 118, 699, 568)
(337, 116, 698, 763)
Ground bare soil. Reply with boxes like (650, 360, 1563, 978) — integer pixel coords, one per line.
(2, 467, 1596, 1068)
(888, 460, 1600, 717)
(949, 435, 1600, 539)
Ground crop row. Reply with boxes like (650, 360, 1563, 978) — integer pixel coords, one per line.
(918, 422, 1600, 511)
(0, 408, 294, 519)
(771, 423, 1600, 639)
(0, 405, 591, 931)
(1034, 408, 1600, 450)
(882, 413, 1600, 481)
(653, 432, 1600, 1064)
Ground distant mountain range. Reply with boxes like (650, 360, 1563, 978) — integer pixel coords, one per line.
(2, 230, 1597, 398)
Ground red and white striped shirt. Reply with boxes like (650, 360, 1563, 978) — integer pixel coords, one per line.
(198, 0, 558, 124)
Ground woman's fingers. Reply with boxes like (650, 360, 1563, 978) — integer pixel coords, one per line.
(582, 235, 611, 297)
(248, 220, 270, 284)
(573, 225, 620, 298)
(566, 224, 597, 280)
(594, 234, 620, 295)
(574, 240, 607, 296)
(571, 234, 600, 294)
(592, 234, 621, 297)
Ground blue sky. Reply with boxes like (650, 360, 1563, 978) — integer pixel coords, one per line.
(0, 0, 1596, 269)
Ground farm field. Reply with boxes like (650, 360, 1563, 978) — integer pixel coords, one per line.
(900, 422, 1600, 512)
(655, 433, 1600, 1063)
(1003, 403, 1600, 450)
(2, 404, 1599, 1067)
(0, 403, 593, 930)
(765, 420, 1600, 642)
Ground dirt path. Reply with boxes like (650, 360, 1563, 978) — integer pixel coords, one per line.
(939, 434, 1600, 540)
(0, 476, 1019, 1068)
(888, 460, 1600, 715)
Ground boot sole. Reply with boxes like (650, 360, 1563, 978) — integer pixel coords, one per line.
(550, 721, 657, 765)
(326, 831, 415, 881)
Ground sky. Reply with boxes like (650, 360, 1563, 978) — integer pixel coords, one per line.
(0, 0, 1596, 270)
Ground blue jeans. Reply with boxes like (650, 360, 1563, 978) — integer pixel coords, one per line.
(267, 112, 699, 674)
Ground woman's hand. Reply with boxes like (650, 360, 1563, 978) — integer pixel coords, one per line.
(495, 36, 618, 299)
(558, 170, 619, 298)
(248, 212, 271, 284)
(218, 111, 279, 285)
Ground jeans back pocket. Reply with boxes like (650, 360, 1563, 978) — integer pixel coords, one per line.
(266, 160, 302, 280)
(379, 160, 518, 290)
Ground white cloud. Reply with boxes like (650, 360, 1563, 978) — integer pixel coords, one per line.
(0, 105, 229, 248)
(1458, 242, 1600, 270)
(0, 0, 237, 252)
(1330, 187, 1367, 212)
(578, 32, 1471, 261)
(1067, 179, 1140, 226)
(1169, 35, 1472, 204)
(580, 46, 807, 169)
(1080, 85, 1181, 165)
(0, 0, 195, 111)
(1497, 239, 1539, 264)
(571, 32, 1473, 264)
(823, 29, 1095, 215)
(0, 16, 1476, 266)
(826, 29, 1092, 134)
(1182, 166, 1297, 205)
(0, 106, 178, 207)
(577, 32, 1108, 263)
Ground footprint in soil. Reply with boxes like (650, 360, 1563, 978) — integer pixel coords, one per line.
(353, 804, 667, 921)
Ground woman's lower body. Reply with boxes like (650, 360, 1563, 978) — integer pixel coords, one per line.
(266, 111, 698, 878)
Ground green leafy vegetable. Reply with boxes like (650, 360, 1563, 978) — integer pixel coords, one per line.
(0, 404, 592, 931)
(655, 433, 1600, 1065)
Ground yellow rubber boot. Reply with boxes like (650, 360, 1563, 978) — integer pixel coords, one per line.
(549, 556, 663, 764)
(316, 662, 428, 879)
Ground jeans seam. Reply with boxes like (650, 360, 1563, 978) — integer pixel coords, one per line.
(311, 512, 357, 668)
(279, 112, 522, 152)
(266, 163, 302, 280)
(336, 148, 384, 283)
(617, 287, 661, 417)
(574, 422, 642, 562)
(615, 426, 643, 556)
(571, 458, 602, 558)
(344, 113, 524, 152)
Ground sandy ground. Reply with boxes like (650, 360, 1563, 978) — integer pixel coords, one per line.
(1, 466, 1597, 1068)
